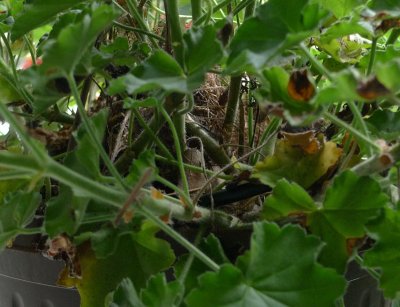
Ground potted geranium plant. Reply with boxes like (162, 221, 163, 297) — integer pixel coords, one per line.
(0, 0, 399, 306)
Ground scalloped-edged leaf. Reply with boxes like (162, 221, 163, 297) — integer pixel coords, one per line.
(364, 209, 400, 299)
(58, 222, 175, 307)
(309, 171, 388, 272)
(227, 0, 325, 72)
(40, 4, 119, 74)
(107, 278, 143, 307)
(108, 50, 189, 95)
(141, 274, 183, 307)
(44, 185, 89, 237)
(375, 59, 400, 93)
(319, 0, 364, 18)
(186, 222, 346, 307)
(263, 179, 317, 220)
(0, 191, 40, 250)
(183, 25, 223, 89)
(175, 234, 229, 293)
(366, 109, 400, 141)
(11, 0, 87, 40)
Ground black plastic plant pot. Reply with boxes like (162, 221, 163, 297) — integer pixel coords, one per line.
(0, 248, 80, 307)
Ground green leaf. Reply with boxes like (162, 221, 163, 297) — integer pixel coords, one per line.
(125, 150, 157, 186)
(227, 0, 325, 72)
(124, 97, 159, 109)
(11, 0, 87, 40)
(107, 278, 144, 307)
(319, 0, 363, 18)
(309, 171, 388, 272)
(263, 179, 317, 220)
(366, 109, 400, 141)
(183, 25, 223, 88)
(375, 59, 400, 93)
(40, 4, 119, 74)
(175, 234, 229, 292)
(370, 0, 400, 13)
(67, 109, 108, 178)
(0, 191, 40, 250)
(314, 69, 361, 105)
(186, 222, 346, 307)
(44, 185, 89, 237)
(319, 20, 373, 43)
(91, 223, 135, 259)
(141, 274, 183, 307)
(364, 209, 400, 299)
(59, 222, 175, 307)
(108, 50, 189, 95)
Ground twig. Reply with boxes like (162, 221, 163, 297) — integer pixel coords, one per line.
(114, 168, 153, 225)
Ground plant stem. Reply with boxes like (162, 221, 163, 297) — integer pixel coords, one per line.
(66, 74, 128, 191)
(324, 111, 380, 152)
(165, 0, 184, 66)
(18, 227, 43, 235)
(160, 106, 191, 204)
(386, 28, 400, 45)
(112, 21, 166, 42)
(191, 0, 202, 21)
(194, 0, 235, 26)
(125, 0, 159, 48)
(222, 75, 242, 145)
(0, 103, 47, 162)
(131, 107, 175, 160)
(156, 175, 193, 207)
(299, 42, 333, 81)
(367, 37, 378, 75)
(0, 29, 18, 82)
(139, 205, 220, 271)
(155, 154, 232, 180)
(352, 143, 400, 176)
(347, 101, 374, 156)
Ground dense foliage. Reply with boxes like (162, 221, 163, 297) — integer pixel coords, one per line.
(0, 0, 400, 306)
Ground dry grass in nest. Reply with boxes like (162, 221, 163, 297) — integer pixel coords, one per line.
(191, 73, 270, 159)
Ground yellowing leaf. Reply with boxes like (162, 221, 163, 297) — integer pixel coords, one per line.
(253, 138, 342, 188)
(58, 224, 175, 307)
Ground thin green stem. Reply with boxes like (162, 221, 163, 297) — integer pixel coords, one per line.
(0, 170, 34, 180)
(0, 29, 18, 82)
(324, 111, 380, 152)
(155, 154, 232, 180)
(113, 21, 166, 42)
(222, 75, 242, 144)
(156, 175, 193, 208)
(195, 0, 235, 26)
(386, 28, 400, 46)
(139, 205, 220, 271)
(0, 103, 48, 162)
(160, 106, 191, 204)
(347, 101, 374, 156)
(18, 227, 43, 235)
(23, 35, 36, 65)
(299, 42, 333, 81)
(125, 0, 159, 48)
(165, 0, 184, 66)
(191, 0, 202, 21)
(131, 107, 174, 160)
(367, 37, 378, 75)
(66, 74, 128, 191)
